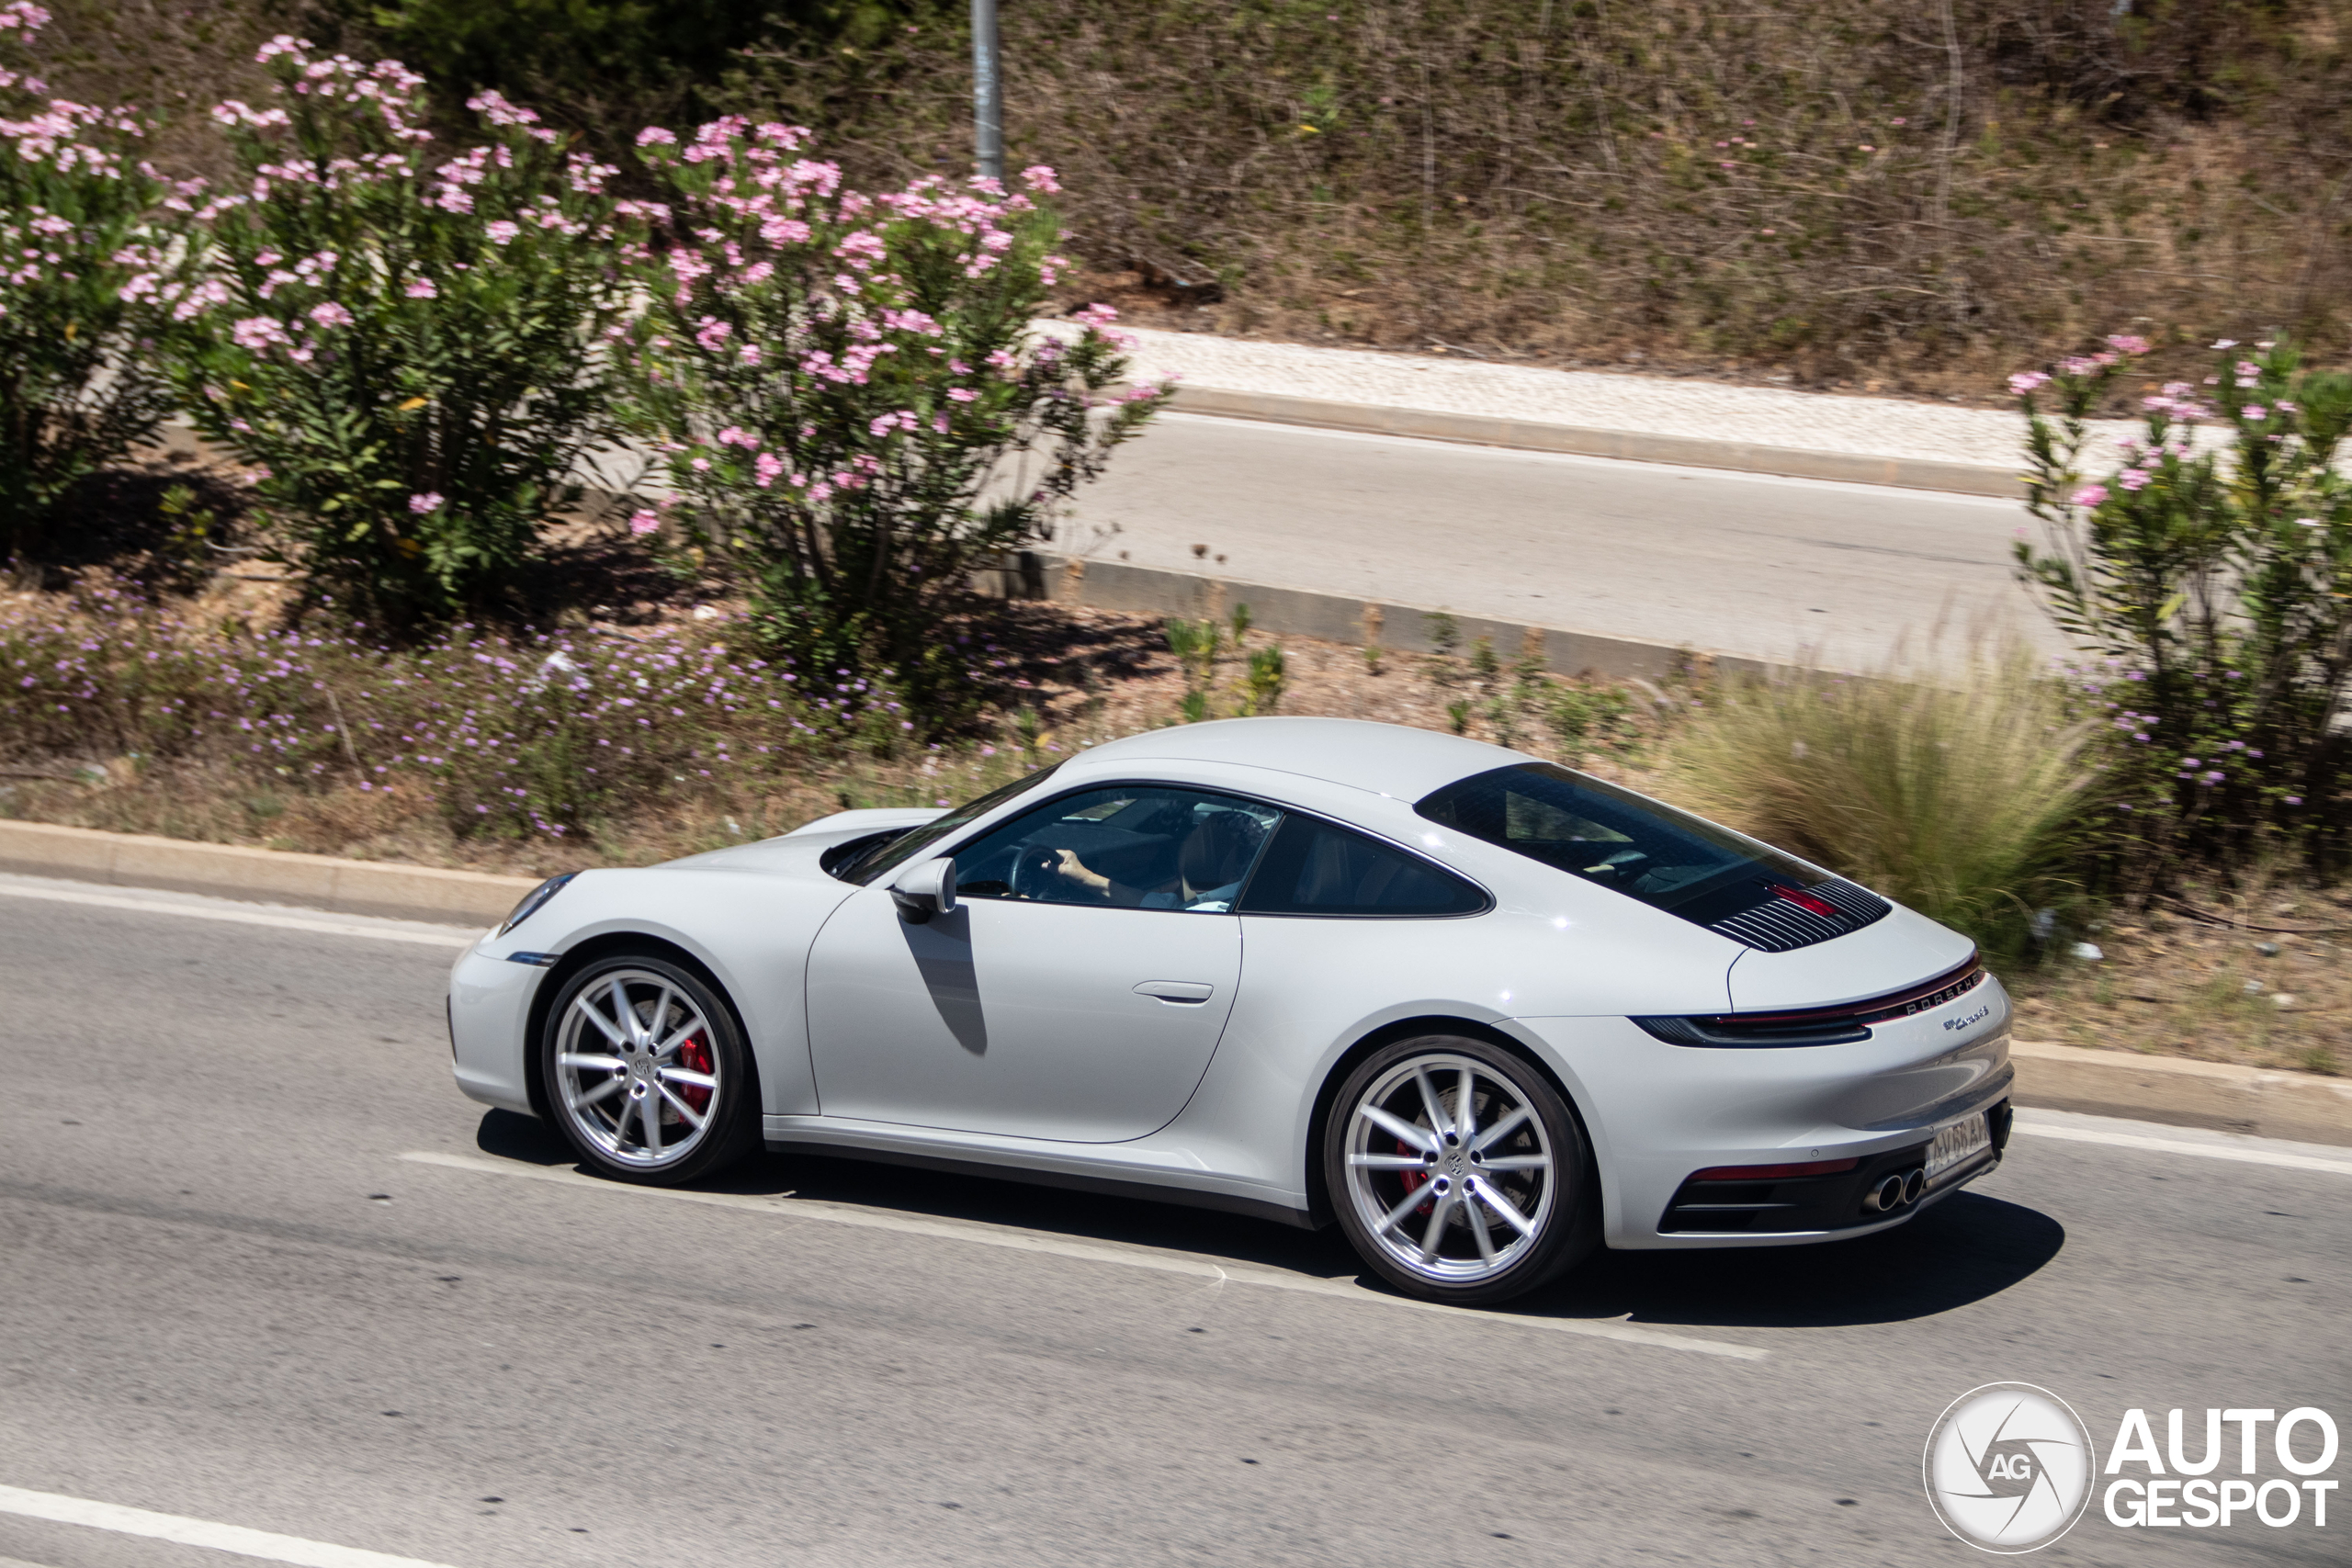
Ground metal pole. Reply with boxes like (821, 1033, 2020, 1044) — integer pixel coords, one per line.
(971, 0, 1003, 183)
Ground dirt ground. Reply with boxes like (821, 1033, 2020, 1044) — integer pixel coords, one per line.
(2006, 887, 2352, 1076)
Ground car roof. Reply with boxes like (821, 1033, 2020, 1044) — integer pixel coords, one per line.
(1079, 717, 1528, 802)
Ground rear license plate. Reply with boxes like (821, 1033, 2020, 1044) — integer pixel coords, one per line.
(1924, 1113, 1992, 1181)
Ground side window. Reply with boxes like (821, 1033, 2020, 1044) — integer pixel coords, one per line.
(1237, 816, 1486, 918)
(952, 785, 1281, 912)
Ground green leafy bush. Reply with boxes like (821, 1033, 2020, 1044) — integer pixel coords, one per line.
(168, 39, 633, 626)
(0, 2, 177, 561)
(2012, 335, 2352, 863)
(1663, 652, 2101, 962)
(617, 125, 1168, 706)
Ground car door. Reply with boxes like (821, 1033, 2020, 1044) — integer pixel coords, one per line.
(804, 784, 1280, 1143)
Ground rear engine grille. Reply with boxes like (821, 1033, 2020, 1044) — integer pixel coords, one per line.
(1707, 876, 1891, 953)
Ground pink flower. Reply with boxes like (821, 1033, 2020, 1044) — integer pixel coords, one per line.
(2072, 484, 2109, 508)
(738, 343, 761, 366)
(2105, 333, 2151, 355)
(2243, 405, 2267, 421)
(404, 277, 437, 299)
(2118, 468, 2150, 491)
(484, 220, 520, 245)
(947, 387, 978, 402)
(628, 509, 661, 536)
(2007, 370, 2050, 397)
(307, 300, 353, 328)
(754, 452, 786, 488)
(695, 316, 732, 349)
(636, 128, 677, 147)
(409, 492, 443, 513)
(230, 316, 289, 351)
(1020, 164, 1062, 195)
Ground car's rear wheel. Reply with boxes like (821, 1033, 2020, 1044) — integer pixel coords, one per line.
(1325, 1035, 1594, 1305)
(542, 954, 759, 1184)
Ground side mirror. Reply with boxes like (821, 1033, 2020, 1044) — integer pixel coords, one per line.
(890, 857, 957, 923)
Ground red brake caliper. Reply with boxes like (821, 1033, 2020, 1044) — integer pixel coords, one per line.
(1397, 1136, 1431, 1213)
(678, 1034, 714, 1114)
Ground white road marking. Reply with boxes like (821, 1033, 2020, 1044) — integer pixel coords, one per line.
(0, 1483, 464, 1568)
(0, 874, 477, 949)
(399, 1149, 1768, 1360)
(2012, 1113, 2352, 1177)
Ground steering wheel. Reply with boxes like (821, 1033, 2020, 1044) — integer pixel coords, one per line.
(1012, 845, 1061, 901)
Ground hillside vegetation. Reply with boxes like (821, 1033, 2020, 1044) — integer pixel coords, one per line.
(28, 1, 2352, 393)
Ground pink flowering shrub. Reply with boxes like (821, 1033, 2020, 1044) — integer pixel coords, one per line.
(2010, 335, 2352, 854)
(616, 120, 1171, 705)
(0, 2, 178, 558)
(168, 39, 633, 626)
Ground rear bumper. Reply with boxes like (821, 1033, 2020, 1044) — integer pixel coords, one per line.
(1657, 1100, 2009, 1235)
(1512, 988, 2015, 1250)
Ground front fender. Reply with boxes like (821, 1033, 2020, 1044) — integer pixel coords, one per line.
(486, 863, 857, 1116)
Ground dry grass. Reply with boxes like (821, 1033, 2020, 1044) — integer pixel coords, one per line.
(729, 0, 2352, 400)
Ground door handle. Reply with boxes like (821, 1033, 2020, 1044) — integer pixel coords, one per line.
(1134, 980, 1215, 1004)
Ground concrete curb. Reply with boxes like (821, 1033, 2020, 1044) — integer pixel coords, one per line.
(4, 816, 2346, 1145)
(0, 818, 534, 926)
(2010, 1040, 2352, 1148)
(1160, 385, 2027, 499)
(984, 549, 1782, 682)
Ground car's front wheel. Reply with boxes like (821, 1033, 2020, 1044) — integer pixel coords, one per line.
(541, 953, 760, 1184)
(1325, 1035, 1594, 1305)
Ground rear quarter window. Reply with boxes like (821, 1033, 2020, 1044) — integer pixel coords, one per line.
(1238, 815, 1487, 918)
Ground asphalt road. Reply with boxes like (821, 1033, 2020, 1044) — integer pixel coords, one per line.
(1065, 414, 2057, 671)
(3, 883, 2346, 1568)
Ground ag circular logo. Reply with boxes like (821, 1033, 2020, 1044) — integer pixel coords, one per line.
(1923, 1382, 2095, 1553)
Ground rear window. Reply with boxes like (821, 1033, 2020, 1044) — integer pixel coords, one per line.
(1414, 762, 1819, 919)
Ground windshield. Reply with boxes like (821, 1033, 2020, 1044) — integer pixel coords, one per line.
(1414, 761, 1820, 917)
(838, 762, 1065, 885)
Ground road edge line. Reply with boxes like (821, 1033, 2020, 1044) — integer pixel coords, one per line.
(0, 1483, 465, 1568)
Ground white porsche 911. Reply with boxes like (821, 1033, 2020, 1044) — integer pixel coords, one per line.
(448, 717, 2014, 1306)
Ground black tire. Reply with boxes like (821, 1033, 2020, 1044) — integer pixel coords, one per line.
(1323, 1033, 1596, 1306)
(540, 953, 761, 1185)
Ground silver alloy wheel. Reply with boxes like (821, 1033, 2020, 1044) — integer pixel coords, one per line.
(554, 968, 723, 1169)
(1341, 1052, 1555, 1285)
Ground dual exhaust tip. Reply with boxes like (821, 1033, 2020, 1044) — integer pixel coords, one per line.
(1862, 1167, 1928, 1213)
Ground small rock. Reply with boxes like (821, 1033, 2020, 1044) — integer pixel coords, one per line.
(2274, 994, 2298, 1010)
(2244, 979, 2265, 995)
(2070, 942, 2104, 962)
(2256, 942, 2281, 957)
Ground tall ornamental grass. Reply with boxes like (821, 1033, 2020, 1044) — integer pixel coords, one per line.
(0, 1, 177, 561)
(1662, 651, 2101, 963)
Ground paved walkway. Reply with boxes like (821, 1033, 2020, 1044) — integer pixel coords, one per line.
(1097, 325, 2186, 476)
